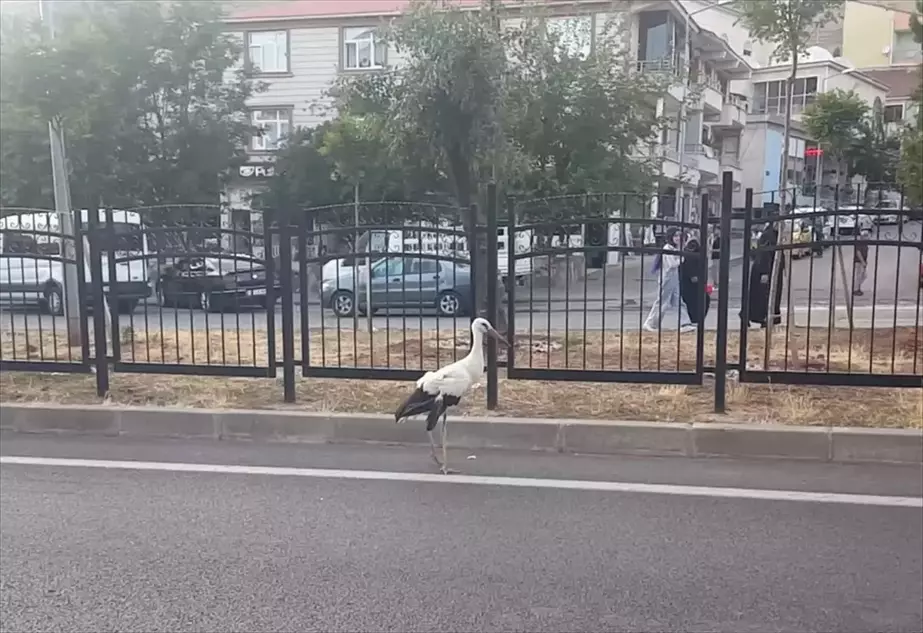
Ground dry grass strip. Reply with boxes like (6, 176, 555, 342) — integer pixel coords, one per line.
(2, 325, 920, 429)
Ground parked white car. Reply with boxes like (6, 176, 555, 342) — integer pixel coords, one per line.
(0, 210, 151, 315)
(831, 206, 873, 235)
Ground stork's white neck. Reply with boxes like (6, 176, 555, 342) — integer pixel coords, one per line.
(464, 327, 486, 370)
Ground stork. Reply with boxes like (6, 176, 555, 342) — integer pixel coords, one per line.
(394, 317, 510, 474)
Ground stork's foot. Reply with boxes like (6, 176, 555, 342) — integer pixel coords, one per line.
(440, 465, 460, 475)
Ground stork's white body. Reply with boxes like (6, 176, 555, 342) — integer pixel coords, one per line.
(395, 319, 503, 474)
(416, 339, 485, 399)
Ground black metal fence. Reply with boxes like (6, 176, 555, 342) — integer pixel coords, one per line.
(1, 174, 921, 410)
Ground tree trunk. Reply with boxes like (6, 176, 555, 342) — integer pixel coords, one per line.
(763, 50, 798, 369)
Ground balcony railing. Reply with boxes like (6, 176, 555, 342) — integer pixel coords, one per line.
(727, 94, 748, 111)
(636, 58, 682, 78)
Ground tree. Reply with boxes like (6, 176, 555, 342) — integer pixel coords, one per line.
(802, 89, 869, 187)
(735, 0, 841, 367)
(849, 98, 901, 187)
(0, 1, 261, 212)
(331, 1, 669, 319)
(898, 0, 923, 205)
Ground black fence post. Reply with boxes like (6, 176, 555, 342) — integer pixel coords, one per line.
(714, 171, 734, 413)
(275, 203, 296, 403)
(486, 182, 499, 410)
(739, 188, 754, 375)
(87, 209, 109, 396)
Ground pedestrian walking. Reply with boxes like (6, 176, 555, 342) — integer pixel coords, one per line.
(680, 238, 711, 325)
(644, 228, 695, 333)
(853, 229, 869, 296)
(742, 222, 783, 328)
(709, 226, 721, 287)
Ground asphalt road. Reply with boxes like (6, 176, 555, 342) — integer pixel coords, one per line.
(2, 434, 922, 633)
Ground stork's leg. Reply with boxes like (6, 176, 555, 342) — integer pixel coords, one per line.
(428, 430, 442, 467)
(440, 411, 458, 475)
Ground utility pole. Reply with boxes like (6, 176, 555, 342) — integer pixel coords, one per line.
(40, 0, 81, 346)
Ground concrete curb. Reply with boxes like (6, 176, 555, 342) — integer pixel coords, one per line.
(2, 403, 921, 465)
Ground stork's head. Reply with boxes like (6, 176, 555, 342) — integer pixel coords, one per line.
(470, 317, 510, 347)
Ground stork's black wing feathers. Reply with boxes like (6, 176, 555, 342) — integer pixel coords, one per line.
(425, 395, 460, 431)
(395, 387, 461, 430)
(395, 387, 435, 422)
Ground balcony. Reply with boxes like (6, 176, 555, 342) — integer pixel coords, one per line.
(654, 144, 700, 186)
(636, 58, 686, 104)
(684, 143, 719, 179)
(718, 151, 742, 184)
(694, 76, 724, 115)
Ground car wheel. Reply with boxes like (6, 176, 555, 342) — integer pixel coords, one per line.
(43, 284, 64, 316)
(436, 291, 463, 317)
(330, 290, 355, 317)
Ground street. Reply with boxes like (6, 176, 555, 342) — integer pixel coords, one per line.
(1, 434, 921, 633)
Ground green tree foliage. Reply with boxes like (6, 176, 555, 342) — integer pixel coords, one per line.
(329, 0, 668, 208)
(850, 98, 901, 186)
(802, 89, 869, 185)
(898, 0, 923, 205)
(0, 1, 261, 210)
(317, 0, 669, 316)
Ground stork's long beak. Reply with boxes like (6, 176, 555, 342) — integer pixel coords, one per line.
(487, 327, 511, 348)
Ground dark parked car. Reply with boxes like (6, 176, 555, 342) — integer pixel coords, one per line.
(154, 256, 278, 312)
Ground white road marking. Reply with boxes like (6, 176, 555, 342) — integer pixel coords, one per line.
(2, 455, 921, 508)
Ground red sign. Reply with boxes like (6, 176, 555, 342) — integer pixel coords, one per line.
(805, 147, 824, 157)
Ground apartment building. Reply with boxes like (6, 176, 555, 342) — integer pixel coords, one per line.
(739, 47, 889, 207)
(222, 0, 749, 225)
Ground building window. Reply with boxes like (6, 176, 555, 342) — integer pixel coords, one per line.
(247, 31, 289, 74)
(546, 16, 592, 59)
(752, 77, 818, 115)
(883, 104, 904, 123)
(343, 27, 387, 70)
(250, 109, 291, 151)
(893, 31, 922, 63)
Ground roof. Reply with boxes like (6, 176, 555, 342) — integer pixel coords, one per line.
(227, 0, 480, 22)
(859, 66, 921, 100)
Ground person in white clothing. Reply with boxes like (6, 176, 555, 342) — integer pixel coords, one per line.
(643, 228, 695, 333)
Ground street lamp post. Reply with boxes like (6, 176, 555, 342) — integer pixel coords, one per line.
(39, 0, 81, 346)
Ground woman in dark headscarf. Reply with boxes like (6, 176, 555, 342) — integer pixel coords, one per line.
(680, 237, 711, 324)
(744, 222, 784, 327)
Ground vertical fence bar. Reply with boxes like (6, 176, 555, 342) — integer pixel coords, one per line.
(486, 183, 499, 410)
(263, 206, 277, 376)
(467, 203, 478, 348)
(505, 196, 516, 354)
(73, 210, 91, 365)
(104, 207, 120, 364)
(87, 209, 109, 395)
(739, 189, 753, 375)
(714, 172, 734, 413)
(697, 193, 709, 377)
(278, 203, 296, 403)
